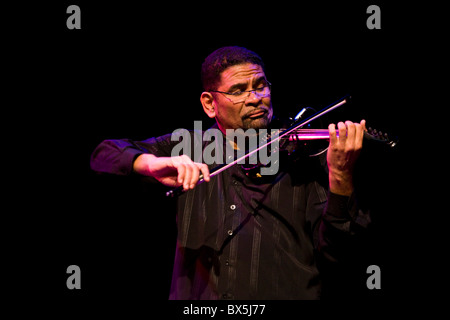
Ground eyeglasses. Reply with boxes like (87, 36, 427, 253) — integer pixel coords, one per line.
(210, 81, 271, 104)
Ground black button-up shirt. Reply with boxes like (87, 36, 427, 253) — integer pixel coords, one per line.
(90, 125, 370, 300)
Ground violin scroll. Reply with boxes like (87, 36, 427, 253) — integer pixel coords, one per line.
(366, 127, 398, 148)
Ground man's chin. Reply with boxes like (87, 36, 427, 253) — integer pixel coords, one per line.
(243, 116, 271, 130)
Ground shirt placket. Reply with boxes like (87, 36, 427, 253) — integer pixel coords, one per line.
(218, 171, 243, 300)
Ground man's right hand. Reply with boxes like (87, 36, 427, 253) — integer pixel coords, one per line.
(133, 154, 210, 191)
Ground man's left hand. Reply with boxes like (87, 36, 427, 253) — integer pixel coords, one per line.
(327, 120, 366, 196)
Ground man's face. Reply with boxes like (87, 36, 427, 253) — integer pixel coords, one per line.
(212, 63, 273, 132)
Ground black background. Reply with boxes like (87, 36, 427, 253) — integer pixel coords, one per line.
(6, 0, 419, 316)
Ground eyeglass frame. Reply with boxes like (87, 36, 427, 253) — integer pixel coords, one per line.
(209, 81, 272, 104)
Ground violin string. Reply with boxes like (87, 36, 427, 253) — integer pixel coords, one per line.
(308, 147, 329, 157)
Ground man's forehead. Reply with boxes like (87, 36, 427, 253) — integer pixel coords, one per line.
(219, 63, 265, 85)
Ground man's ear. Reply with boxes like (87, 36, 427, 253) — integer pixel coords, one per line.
(200, 92, 216, 118)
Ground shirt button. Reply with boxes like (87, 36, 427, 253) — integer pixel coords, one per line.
(230, 204, 236, 210)
(227, 230, 233, 236)
(225, 260, 230, 266)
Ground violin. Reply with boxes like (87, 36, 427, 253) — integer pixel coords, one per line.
(284, 128, 395, 144)
(166, 95, 397, 197)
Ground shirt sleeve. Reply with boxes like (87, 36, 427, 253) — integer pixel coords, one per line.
(318, 191, 372, 263)
(90, 134, 173, 176)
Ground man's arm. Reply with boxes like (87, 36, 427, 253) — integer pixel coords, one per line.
(316, 120, 371, 260)
(90, 138, 149, 176)
(90, 136, 209, 191)
(133, 153, 210, 191)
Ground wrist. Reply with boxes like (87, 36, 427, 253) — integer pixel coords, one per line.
(329, 171, 354, 196)
(133, 153, 156, 176)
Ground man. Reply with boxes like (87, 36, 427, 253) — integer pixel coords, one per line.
(90, 46, 369, 299)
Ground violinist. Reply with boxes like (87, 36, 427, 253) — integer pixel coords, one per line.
(90, 46, 370, 300)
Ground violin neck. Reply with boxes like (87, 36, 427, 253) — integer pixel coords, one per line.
(288, 129, 334, 141)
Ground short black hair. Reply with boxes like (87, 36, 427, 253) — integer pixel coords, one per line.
(201, 46, 265, 91)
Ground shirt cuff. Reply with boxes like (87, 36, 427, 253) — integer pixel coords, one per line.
(325, 192, 356, 219)
(118, 148, 143, 176)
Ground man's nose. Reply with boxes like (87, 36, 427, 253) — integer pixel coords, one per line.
(245, 90, 262, 105)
